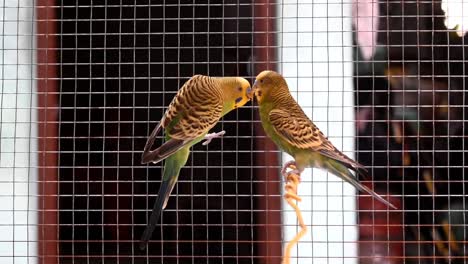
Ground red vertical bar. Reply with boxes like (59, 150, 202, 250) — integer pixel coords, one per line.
(36, 1, 58, 264)
(254, 1, 282, 263)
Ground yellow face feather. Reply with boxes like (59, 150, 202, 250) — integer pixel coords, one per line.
(252, 70, 288, 104)
(218, 77, 253, 110)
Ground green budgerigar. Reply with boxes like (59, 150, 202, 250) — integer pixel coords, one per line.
(253, 70, 396, 209)
(140, 75, 253, 249)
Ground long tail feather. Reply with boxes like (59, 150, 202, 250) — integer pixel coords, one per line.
(139, 177, 177, 250)
(319, 148, 369, 179)
(140, 147, 190, 250)
(327, 160, 397, 209)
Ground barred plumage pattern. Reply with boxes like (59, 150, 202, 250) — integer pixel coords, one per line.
(161, 75, 224, 140)
(255, 71, 395, 210)
(269, 109, 323, 149)
(265, 72, 366, 171)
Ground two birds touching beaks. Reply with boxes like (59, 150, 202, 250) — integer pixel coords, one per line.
(139, 70, 397, 250)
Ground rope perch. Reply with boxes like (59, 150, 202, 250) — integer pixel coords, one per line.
(282, 162, 307, 264)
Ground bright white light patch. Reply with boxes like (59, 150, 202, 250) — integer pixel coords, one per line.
(277, 0, 357, 262)
(442, 0, 468, 36)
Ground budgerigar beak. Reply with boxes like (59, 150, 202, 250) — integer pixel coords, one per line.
(249, 80, 259, 99)
(252, 80, 258, 89)
(246, 86, 254, 99)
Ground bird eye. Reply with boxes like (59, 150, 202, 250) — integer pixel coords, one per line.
(237, 86, 242, 92)
(260, 79, 264, 83)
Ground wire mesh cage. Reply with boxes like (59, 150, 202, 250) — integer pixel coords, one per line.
(1, 0, 467, 263)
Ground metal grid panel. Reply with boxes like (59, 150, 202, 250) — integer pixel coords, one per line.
(57, 1, 260, 263)
(277, 1, 360, 262)
(355, 1, 468, 263)
(0, 0, 466, 263)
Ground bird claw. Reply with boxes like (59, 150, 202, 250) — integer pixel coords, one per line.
(281, 160, 303, 180)
(287, 169, 302, 180)
(281, 160, 297, 177)
(202, 130, 226, 146)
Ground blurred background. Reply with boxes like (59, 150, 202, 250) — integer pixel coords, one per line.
(0, 0, 467, 263)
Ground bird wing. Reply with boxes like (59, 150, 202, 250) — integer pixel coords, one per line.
(268, 108, 323, 149)
(141, 126, 190, 164)
(162, 75, 224, 140)
(141, 75, 223, 164)
(269, 108, 368, 173)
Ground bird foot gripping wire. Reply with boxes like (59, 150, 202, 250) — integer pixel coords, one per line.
(202, 130, 226, 145)
(281, 161, 307, 264)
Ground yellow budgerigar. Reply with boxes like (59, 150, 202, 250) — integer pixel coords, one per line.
(253, 70, 396, 209)
(140, 75, 253, 249)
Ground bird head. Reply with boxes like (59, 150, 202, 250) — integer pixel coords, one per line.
(252, 70, 286, 104)
(226, 77, 253, 109)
